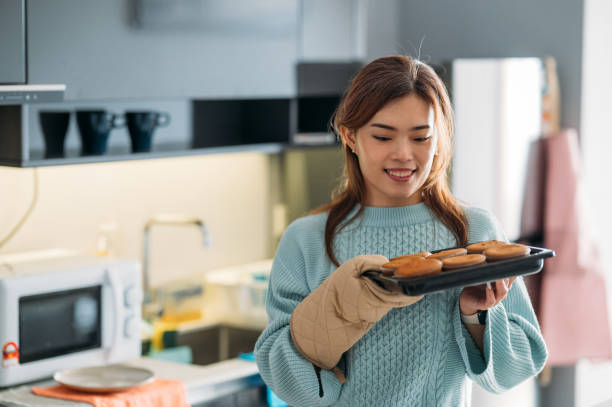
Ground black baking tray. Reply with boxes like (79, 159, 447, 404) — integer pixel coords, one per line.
(364, 246, 555, 296)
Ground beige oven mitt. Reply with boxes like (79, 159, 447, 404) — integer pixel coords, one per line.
(289, 255, 422, 383)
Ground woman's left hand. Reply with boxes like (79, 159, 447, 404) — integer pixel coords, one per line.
(459, 277, 516, 316)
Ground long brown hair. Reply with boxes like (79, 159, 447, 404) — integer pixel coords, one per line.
(312, 56, 468, 266)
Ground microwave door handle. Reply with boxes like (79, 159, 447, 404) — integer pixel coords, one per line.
(105, 268, 124, 362)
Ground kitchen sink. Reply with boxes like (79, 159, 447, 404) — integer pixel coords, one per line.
(177, 323, 268, 407)
(177, 323, 264, 366)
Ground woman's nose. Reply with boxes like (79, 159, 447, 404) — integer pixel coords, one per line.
(392, 140, 414, 161)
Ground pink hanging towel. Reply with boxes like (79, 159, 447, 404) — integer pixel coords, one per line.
(540, 129, 612, 365)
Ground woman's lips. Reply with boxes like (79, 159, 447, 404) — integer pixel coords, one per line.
(385, 168, 416, 182)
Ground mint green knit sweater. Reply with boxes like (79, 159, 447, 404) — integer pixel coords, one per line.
(254, 203, 548, 406)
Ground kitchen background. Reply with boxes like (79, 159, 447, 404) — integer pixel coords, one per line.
(1, 0, 611, 406)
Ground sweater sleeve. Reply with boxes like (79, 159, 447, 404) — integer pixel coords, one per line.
(254, 223, 343, 406)
(453, 277, 548, 393)
(453, 206, 549, 393)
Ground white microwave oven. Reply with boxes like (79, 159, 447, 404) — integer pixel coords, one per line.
(0, 250, 142, 387)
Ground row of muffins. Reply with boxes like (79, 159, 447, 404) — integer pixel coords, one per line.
(381, 240, 531, 278)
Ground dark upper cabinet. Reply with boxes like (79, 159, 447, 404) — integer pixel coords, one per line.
(0, 0, 26, 84)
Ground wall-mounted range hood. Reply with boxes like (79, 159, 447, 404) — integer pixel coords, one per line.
(0, 0, 65, 105)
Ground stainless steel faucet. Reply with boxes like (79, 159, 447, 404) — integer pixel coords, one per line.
(142, 214, 211, 308)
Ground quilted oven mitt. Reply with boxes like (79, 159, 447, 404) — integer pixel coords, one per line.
(289, 255, 422, 383)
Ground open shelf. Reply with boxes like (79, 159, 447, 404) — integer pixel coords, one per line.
(0, 95, 342, 167)
(192, 98, 294, 148)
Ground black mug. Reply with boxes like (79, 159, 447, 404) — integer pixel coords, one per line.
(39, 111, 70, 158)
(125, 111, 171, 153)
(76, 110, 125, 156)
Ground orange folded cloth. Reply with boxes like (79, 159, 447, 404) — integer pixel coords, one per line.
(31, 378, 190, 407)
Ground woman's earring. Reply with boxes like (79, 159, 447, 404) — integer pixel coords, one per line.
(351, 149, 356, 155)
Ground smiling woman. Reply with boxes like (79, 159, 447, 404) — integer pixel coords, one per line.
(254, 56, 548, 407)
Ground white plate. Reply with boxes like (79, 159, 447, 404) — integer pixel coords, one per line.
(53, 365, 155, 393)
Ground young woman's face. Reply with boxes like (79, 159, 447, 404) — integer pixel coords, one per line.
(343, 93, 437, 207)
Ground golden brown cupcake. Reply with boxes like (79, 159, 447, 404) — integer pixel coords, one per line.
(394, 257, 443, 278)
(442, 254, 486, 270)
(484, 243, 531, 261)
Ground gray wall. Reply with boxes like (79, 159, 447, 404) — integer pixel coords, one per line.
(27, 0, 298, 100)
(398, 0, 583, 130)
(299, 0, 360, 60)
(365, 0, 401, 61)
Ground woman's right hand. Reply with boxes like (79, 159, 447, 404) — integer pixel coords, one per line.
(459, 277, 516, 316)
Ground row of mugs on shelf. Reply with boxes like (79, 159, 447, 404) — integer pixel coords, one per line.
(39, 110, 171, 158)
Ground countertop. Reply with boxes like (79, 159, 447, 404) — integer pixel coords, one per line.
(0, 357, 263, 407)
